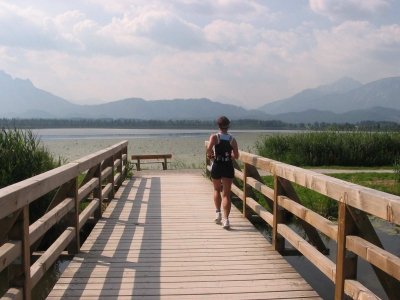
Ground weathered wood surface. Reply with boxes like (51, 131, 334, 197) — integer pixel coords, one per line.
(48, 171, 320, 299)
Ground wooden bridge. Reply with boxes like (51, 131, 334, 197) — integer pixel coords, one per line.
(1, 141, 400, 299)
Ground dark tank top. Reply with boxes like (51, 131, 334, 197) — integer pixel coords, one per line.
(214, 133, 233, 162)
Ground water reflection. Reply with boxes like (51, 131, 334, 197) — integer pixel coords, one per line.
(0, 259, 70, 300)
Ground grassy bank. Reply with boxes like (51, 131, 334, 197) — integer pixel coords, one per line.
(256, 131, 400, 167)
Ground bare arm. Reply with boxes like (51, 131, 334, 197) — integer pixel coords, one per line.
(206, 134, 217, 157)
(231, 138, 239, 159)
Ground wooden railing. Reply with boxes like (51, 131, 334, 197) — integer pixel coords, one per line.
(205, 147, 400, 300)
(0, 141, 128, 300)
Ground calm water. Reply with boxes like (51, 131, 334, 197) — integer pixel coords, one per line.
(2, 129, 399, 299)
(33, 128, 299, 140)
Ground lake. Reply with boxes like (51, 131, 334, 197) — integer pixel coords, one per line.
(37, 128, 292, 166)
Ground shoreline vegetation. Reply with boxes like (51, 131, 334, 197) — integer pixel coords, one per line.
(2, 117, 400, 131)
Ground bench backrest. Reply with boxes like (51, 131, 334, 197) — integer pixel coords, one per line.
(131, 154, 172, 160)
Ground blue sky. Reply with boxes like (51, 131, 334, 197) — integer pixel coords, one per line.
(1, 0, 399, 108)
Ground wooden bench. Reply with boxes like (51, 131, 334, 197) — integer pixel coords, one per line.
(131, 154, 172, 171)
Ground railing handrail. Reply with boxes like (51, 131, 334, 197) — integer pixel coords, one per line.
(205, 143, 400, 300)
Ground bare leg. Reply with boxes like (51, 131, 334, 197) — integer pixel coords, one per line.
(212, 179, 222, 211)
(221, 177, 233, 218)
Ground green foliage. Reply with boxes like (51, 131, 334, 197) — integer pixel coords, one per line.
(394, 156, 400, 183)
(0, 127, 63, 224)
(256, 131, 400, 167)
(331, 172, 400, 196)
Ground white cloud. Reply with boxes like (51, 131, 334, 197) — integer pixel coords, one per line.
(90, 0, 276, 22)
(310, 0, 391, 21)
(0, 0, 399, 108)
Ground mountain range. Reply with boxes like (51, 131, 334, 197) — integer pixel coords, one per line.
(1, 70, 399, 123)
(258, 76, 400, 114)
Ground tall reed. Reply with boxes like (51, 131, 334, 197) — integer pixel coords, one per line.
(0, 127, 62, 224)
(256, 131, 400, 167)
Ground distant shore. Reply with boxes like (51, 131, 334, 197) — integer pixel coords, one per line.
(42, 131, 268, 168)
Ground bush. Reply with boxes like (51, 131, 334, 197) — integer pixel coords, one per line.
(394, 156, 400, 183)
(0, 127, 63, 223)
(256, 131, 400, 167)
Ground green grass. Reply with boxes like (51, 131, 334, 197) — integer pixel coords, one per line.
(330, 172, 400, 196)
(256, 131, 400, 167)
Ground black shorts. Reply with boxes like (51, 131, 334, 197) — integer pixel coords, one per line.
(211, 162, 234, 179)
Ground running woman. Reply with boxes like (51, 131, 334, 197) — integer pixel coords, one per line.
(206, 116, 239, 229)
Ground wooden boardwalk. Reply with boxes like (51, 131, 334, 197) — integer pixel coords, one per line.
(48, 170, 320, 299)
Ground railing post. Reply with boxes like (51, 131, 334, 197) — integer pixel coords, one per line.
(335, 194, 358, 299)
(123, 146, 128, 178)
(205, 143, 211, 177)
(108, 155, 115, 199)
(8, 206, 31, 300)
(94, 163, 103, 220)
(66, 177, 80, 254)
(242, 163, 252, 219)
(117, 150, 123, 188)
(273, 175, 285, 252)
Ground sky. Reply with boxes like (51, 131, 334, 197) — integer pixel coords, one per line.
(0, 0, 399, 108)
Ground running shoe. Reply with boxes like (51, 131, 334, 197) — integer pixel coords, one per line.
(222, 218, 230, 229)
(215, 212, 222, 223)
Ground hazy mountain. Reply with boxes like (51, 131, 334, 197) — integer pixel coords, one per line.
(0, 70, 79, 118)
(270, 106, 400, 124)
(212, 95, 250, 109)
(0, 70, 266, 120)
(258, 77, 362, 114)
(61, 97, 267, 120)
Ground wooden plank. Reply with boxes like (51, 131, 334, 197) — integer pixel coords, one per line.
(29, 197, 74, 245)
(335, 201, 358, 299)
(344, 280, 380, 300)
(8, 206, 31, 300)
(77, 178, 98, 202)
(278, 224, 336, 282)
(0, 240, 21, 273)
(101, 183, 112, 199)
(346, 235, 400, 281)
(273, 175, 285, 251)
(131, 154, 172, 159)
(246, 197, 273, 226)
(278, 196, 338, 241)
(30, 227, 75, 287)
(1, 287, 23, 300)
(78, 199, 100, 230)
